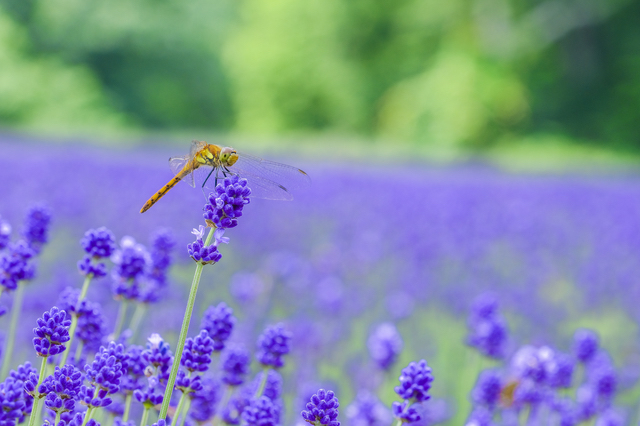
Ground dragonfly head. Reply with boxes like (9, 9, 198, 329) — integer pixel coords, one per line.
(220, 146, 239, 166)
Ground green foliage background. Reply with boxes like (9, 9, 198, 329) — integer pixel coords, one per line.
(1, 0, 639, 151)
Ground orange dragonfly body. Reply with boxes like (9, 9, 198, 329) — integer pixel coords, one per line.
(140, 140, 310, 213)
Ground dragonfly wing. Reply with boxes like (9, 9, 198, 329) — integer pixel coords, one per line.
(228, 151, 310, 199)
(190, 140, 208, 158)
(169, 155, 195, 187)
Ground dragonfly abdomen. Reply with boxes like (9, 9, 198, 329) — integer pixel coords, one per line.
(140, 165, 194, 213)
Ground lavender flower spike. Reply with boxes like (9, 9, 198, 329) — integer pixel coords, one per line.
(302, 389, 341, 426)
(32, 307, 72, 357)
(256, 323, 292, 369)
(394, 360, 434, 403)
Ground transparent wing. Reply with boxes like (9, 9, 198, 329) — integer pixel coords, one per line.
(226, 151, 311, 200)
(190, 140, 208, 158)
(169, 155, 195, 187)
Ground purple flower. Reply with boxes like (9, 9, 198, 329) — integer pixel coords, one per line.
(149, 229, 175, 282)
(1, 242, 36, 291)
(78, 383, 113, 409)
(187, 226, 223, 264)
(511, 346, 547, 384)
(32, 307, 72, 357)
(181, 330, 215, 373)
(394, 360, 433, 403)
(78, 255, 108, 278)
(466, 316, 508, 360)
(22, 205, 52, 253)
(241, 396, 277, 426)
(469, 294, 500, 321)
(0, 216, 11, 250)
(595, 409, 625, 426)
(81, 227, 116, 259)
(301, 389, 340, 426)
(0, 376, 26, 425)
(367, 323, 403, 371)
(465, 406, 495, 426)
(221, 346, 251, 386)
(345, 391, 391, 426)
(84, 342, 129, 395)
(471, 369, 501, 408)
(120, 345, 146, 393)
(75, 301, 108, 353)
(176, 369, 203, 393)
(252, 370, 282, 401)
(40, 364, 83, 414)
(573, 329, 599, 364)
(133, 376, 164, 407)
(587, 353, 617, 401)
(256, 323, 291, 369)
(201, 302, 236, 351)
(111, 237, 150, 280)
(188, 376, 221, 423)
(546, 352, 575, 389)
(203, 175, 251, 229)
(391, 401, 420, 423)
(142, 334, 173, 381)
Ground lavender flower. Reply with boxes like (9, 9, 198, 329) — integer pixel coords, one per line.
(465, 406, 496, 426)
(22, 205, 52, 253)
(301, 389, 340, 426)
(367, 323, 403, 371)
(141, 334, 173, 381)
(40, 364, 83, 414)
(221, 346, 251, 386)
(256, 323, 292, 369)
(149, 229, 175, 284)
(84, 342, 129, 399)
(252, 369, 283, 401)
(204, 175, 251, 229)
(81, 227, 116, 259)
(120, 345, 146, 393)
(345, 391, 391, 426)
(32, 307, 72, 357)
(133, 376, 164, 407)
(188, 376, 221, 422)
(573, 329, 599, 364)
(241, 396, 277, 426)
(0, 216, 11, 250)
(201, 302, 236, 351)
(187, 226, 224, 264)
(394, 360, 433, 403)
(391, 401, 420, 424)
(176, 369, 203, 393)
(111, 237, 150, 281)
(181, 330, 215, 373)
(0, 376, 26, 425)
(1, 242, 36, 291)
(471, 370, 501, 408)
(546, 352, 575, 389)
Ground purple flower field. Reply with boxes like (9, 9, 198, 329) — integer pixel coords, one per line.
(1, 138, 640, 426)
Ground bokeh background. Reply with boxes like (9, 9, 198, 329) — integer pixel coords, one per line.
(2, 0, 640, 425)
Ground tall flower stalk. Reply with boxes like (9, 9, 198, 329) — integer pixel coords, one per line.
(159, 175, 250, 420)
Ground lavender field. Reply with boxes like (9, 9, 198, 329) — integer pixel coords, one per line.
(1, 139, 640, 426)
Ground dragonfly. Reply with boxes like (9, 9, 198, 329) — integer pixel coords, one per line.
(140, 140, 310, 213)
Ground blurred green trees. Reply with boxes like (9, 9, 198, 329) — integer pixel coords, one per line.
(0, 0, 638, 149)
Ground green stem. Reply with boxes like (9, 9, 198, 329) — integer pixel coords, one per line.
(26, 356, 48, 426)
(59, 315, 78, 366)
(129, 303, 147, 342)
(254, 368, 269, 398)
(140, 407, 150, 426)
(55, 411, 61, 426)
(1, 282, 25, 379)
(82, 388, 102, 426)
(171, 391, 188, 426)
(159, 228, 215, 420)
(392, 418, 403, 426)
(211, 386, 232, 426)
(74, 341, 85, 365)
(113, 299, 129, 339)
(179, 398, 191, 426)
(123, 393, 133, 422)
(79, 273, 93, 301)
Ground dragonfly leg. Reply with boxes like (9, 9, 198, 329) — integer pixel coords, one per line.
(201, 168, 215, 200)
